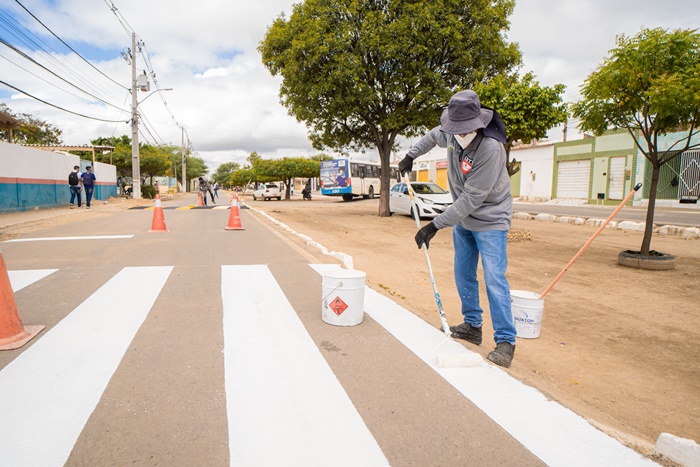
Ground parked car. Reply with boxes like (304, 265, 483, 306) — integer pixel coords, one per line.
(389, 182, 453, 219)
(253, 183, 282, 201)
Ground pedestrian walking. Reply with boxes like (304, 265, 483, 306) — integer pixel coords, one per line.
(81, 166, 97, 208)
(68, 165, 82, 208)
(399, 89, 517, 368)
(213, 181, 219, 199)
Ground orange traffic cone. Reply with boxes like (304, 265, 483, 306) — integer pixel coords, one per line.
(196, 192, 205, 207)
(0, 248, 45, 350)
(148, 195, 169, 232)
(225, 194, 245, 230)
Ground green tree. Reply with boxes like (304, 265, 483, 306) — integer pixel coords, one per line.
(246, 151, 262, 169)
(186, 156, 208, 182)
(230, 169, 255, 190)
(0, 104, 63, 145)
(213, 162, 241, 187)
(259, 0, 521, 216)
(139, 144, 172, 184)
(253, 157, 321, 199)
(572, 27, 700, 257)
(91, 135, 132, 177)
(475, 72, 568, 176)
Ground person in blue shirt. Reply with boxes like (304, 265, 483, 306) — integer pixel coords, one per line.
(81, 166, 97, 208)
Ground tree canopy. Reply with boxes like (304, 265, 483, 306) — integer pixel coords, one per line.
(259, 0, 521, 215)
(572, 27, 700, 256)
(212, 162, 241, 186)
(0, 104, 62, 145)
(253, 157, 320, 199)
(475, 72, 568, 176)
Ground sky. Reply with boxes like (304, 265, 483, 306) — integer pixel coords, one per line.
(0, 0, 698, 173)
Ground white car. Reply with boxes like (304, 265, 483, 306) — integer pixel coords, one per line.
(389, 182, 453, 219)
(253, 183, 282, 201)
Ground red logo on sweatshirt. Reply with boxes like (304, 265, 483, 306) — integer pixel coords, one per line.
(461, 157, 473, 174)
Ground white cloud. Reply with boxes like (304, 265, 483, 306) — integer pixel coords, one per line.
(1, 0, 698, 170)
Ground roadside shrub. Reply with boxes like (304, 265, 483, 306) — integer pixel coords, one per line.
(142, 185, 157, 199)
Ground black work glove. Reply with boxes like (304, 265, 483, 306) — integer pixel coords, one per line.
(398, 156, 414, 176)
(415, 222, 439, 249)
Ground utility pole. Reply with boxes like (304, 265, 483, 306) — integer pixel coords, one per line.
(130, 32, 141, 199)
(181, 126, 186, 193)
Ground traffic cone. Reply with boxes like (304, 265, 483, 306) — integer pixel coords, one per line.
(148, 195, 169, 233)
(196, 192, 205, 207)
(225, 194, 245, 230)
(0, 248, 45, 350)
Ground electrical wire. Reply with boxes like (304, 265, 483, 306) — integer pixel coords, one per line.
(0, 79, 127, 122)
(13, 0, 128, 91)
(0, 9, 123, 104)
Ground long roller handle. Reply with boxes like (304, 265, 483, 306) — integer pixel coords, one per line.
(403, 174, 451, 336)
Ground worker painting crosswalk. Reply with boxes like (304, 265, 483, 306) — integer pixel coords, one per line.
(0, 266, 655, 467)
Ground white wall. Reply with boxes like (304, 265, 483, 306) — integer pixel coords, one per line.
(511, 143, 555, 200)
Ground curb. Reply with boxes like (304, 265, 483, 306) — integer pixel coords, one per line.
(655, 433, 700, 467)
(515, 212, 700, 238)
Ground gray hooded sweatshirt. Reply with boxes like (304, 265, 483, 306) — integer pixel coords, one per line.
(405, 126, 512, 232)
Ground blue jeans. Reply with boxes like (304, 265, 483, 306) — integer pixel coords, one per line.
(69, 186, 82, 206)
(84, 186, 94, 206)
(453, 224, 516, 345)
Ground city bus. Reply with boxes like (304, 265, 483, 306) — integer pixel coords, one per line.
(320, 158, 400, 201)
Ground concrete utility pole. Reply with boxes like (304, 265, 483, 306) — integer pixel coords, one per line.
(130, 32, 141, 199)
(181, 126, 186, 192)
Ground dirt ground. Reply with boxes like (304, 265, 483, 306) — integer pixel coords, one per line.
(243, 193, 699, 457)
(1, 193, 697, 459)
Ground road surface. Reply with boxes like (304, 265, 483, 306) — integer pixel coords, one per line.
(0, 195, 656, 466)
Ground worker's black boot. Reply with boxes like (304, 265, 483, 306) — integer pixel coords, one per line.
(487, 342, 516, 368)
(449, 322, 482, 345)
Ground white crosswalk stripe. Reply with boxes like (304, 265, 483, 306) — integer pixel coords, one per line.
(0, 265, 655, 467)
(0, 267, 172, 467)
(222, 265, 388, 466)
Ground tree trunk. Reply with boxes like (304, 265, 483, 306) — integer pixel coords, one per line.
(641, 163, 660, 256)
(378, 142, 392, 217)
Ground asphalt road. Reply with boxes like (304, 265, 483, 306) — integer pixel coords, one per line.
(513, 201, 700, 227)
(0, 195, 656, 466)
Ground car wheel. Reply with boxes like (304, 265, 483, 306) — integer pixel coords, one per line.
(277, 196, 281, 200)
(342, 194, 353, 202)
(253, 195, 257, 201)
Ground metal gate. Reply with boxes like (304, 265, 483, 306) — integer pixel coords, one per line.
(557, 160, 591, 198)
(679, 151, 700, 199)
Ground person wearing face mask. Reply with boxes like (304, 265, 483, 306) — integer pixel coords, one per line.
(398, 89, 516, 368)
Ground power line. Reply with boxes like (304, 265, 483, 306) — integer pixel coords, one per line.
(13, 0, 128, 91)
(0, 79, 127, 123)
(0, 9, 123, 104)
(0, 37, 127, 111)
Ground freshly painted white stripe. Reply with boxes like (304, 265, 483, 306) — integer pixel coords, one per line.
(222, 265, 388, 467)
(8, 269, 57, 292)
(3, 235, 133, 242)
(0, 266, 172, 467)
(310, 264, 655, 467)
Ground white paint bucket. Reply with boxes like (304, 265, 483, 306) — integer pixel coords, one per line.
(322, 269, 366, 326)
(511, 290, 544, 339)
